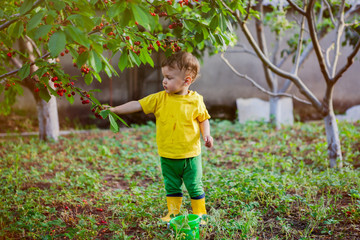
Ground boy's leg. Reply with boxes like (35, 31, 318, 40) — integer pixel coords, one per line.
(182, 155, 205, 199)
(183, 155, 207, 219)
(160, 157, 184, 222)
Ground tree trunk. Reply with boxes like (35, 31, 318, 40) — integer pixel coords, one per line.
(36, 95, 59, 141)
(324, 110, 343, 168)
(269, 96, 280, 129)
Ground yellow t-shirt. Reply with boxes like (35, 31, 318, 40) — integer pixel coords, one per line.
(138, 90, 210, 159)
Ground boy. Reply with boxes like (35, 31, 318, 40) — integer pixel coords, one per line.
(107, 52, 213, 222)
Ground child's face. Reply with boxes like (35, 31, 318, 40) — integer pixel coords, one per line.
(161, 65, 189, 95)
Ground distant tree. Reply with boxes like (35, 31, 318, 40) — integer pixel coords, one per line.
(218, 0, 360, 168)
(0, 0, 235, 140)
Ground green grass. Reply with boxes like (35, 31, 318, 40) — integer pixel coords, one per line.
(0, 120, 359, 239)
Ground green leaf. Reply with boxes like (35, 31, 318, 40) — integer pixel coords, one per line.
(201, 4, 211, 13)
(184, 20, 195, 31)
(76, 51, 89, 67)
(129, 50, 141, 66)
(118, 51, 128, 72)
(108, 114, 119, 133)
(110, 112, 129, 127)
(84, 73, 93, 85)
(89, 50, 102, 73)
(195, 32, 204, 43)
(27, 11, 45, 32)
(20, 0, 34, 15)
(219, 14, 227, 32)
(35, 25, 52, 39)
(108, 1, 126, 19)
(89, 94, 101, 105)
(140, 47, 154, 67)
(48, 31, 66, 57)
(202, 27, 209, 40)
(92, 71, 102, 83)
(18, 63, 31, 80)
(8, 21, 24, 38)
(32, 67, 47, 78)
(0, 32, 12, 48)
(52, 0, 66, 11)
(209, 15, 219, 30)
(39, 86, 51, 102)
(64, 25, 90, 48)
(66, 93, 74, 104)
(131, 4, 150, 29)
(100, 109, 110, 119)
(99, 54, 119, 77)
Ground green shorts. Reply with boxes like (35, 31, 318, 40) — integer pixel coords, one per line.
(160, 155, 205, 199)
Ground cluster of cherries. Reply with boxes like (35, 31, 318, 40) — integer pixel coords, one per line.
(168, 21, 183, 29)
(81, 65, 90, 75)
(4, 81, 16, 91)
(92, 105, 105, 119)
(50, 75, 75, 97)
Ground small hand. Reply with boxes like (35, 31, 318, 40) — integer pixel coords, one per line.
(203, 135, 213, 148)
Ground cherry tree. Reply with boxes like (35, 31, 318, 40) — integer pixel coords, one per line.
(217, 0, 360, 168)
(0, 0, 234, 140)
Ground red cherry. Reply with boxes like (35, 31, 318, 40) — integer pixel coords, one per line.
(7, 52, 12, 58)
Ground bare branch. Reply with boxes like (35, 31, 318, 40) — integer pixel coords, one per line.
(218, 0, 324, 112)
(329, 0, 346, 77)
(255, 0, 274, 91)
(221, 53, 311, 104)
(344, 2, 360, 19)
(325, 43, 333, 69)
(293, 13, 306, 75)
(306, 0, 331, 83)
(286, 0, 306, 15)
(226, 48, 257, 57)
(323, 0, 336, 26)
(0, 0, 44, 31)
(333, 39, 360, 84)
(24, 35, 42, 58)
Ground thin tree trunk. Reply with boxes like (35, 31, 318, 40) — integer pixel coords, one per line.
(324, 110, 343, 168)
(23, 38, 60, 142)
(36, 96, 59, 141)
(269, 96, 280, 129)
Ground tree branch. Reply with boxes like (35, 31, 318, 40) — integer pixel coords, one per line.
(293, 12, 306, 75)
(221, 53, 311, 105)
(0, 52, 50, 83)
(255, 0, 275, 91)
(286, 0, 306, 15)
(24, 35, 42, 58)
(305, 0, 331, 83)
(344, 2, 360, 19)
(0, 0, 44, 31)
(329, 0, 345, 78)
(218, 0, 324, 113)
(332, 39, 360, 84)
(323, 0, 336, 26)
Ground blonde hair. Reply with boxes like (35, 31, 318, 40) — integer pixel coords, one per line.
(162, 52, 200, 82)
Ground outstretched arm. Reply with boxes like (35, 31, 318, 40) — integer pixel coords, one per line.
(199, 119, 213, 148)
(108, 101, 143, 115)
